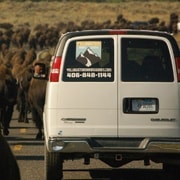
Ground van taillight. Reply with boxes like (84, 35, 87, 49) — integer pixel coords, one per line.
(50, 56, 62, 82)
(175, 57, 180, 82)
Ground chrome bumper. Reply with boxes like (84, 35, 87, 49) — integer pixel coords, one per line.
(47, 137, 180, 153)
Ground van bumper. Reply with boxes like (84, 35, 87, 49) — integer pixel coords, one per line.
(47, 137, 180, 153)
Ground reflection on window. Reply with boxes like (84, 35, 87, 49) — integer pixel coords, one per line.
(121, 38, 174, 82)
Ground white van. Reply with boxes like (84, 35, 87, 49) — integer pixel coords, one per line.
(43, 29, 180, 179)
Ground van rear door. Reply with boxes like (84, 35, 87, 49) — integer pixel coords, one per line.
(118, 36, 180, 137)
(57, 36, 118, 137)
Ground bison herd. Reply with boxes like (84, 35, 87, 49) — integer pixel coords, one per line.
(0, 48, 51, 139)
(0, 13, 179, 137)
(0, 13, 179, 51)
(0, 48, 50, 180)
(0, 12, 179, 138)
(0, 12, 179, 180)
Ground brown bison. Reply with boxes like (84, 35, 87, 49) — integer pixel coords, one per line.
(11, 48, 36, 123)
(28, 50, 51, 139)
(0, 133, 20, 180)
(0, 64, 17, 135)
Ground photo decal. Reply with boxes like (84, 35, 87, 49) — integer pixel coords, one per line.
(76, 41, 102, 67)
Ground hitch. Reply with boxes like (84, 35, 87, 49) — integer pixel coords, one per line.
(84, 156, 90, 165)
(115, 154, 122, 161)
(144, 158, 150, 166)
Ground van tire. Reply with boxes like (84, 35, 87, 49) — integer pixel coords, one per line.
(45, 147, 63, 180)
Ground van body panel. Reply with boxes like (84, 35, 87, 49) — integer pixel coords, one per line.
(45, 83, 60, 108)
(45, 30, 180, 139)
(44, 30, 180, 172)
(56, 83, 118, 137)
(118, 82, 180, 137)
(117, 35, 180, 137)
(55, 35, 118, 137)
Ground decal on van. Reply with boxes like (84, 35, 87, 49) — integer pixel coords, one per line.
(76, 41, 102, 67)
(63, 39, 114, 82)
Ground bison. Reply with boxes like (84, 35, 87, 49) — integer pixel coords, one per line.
(11, 48, 36, 123)
(28, 50, 51, 139)
(0, 63, 17, 135)
(0, 133, 20, 180)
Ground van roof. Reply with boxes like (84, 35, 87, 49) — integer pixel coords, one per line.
(58, 29, 180, 57)
(63, 29, 172, 38)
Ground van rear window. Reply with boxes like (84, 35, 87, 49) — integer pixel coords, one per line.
(121, 38, 174, 82)
(62, 38, 114, 82)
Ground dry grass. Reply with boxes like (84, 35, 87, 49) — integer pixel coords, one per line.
(0, 1, 179, 28)
(0, 1, 180, 44)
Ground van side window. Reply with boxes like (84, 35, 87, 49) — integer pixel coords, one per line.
(121, 38, 174, 82)
(62, 38, 114, 82)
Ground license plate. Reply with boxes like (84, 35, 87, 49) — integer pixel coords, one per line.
(132, 98, 158, 112)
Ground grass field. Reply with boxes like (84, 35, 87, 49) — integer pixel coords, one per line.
(0, 1, 179, 28)
(0, 1, 180, 44)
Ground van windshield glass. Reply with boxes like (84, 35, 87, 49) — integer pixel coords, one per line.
(63, 38, 114, 82)
(121, 38, 174, 82)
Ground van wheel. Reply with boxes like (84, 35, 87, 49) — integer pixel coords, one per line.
(45, 147, 63, 180)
